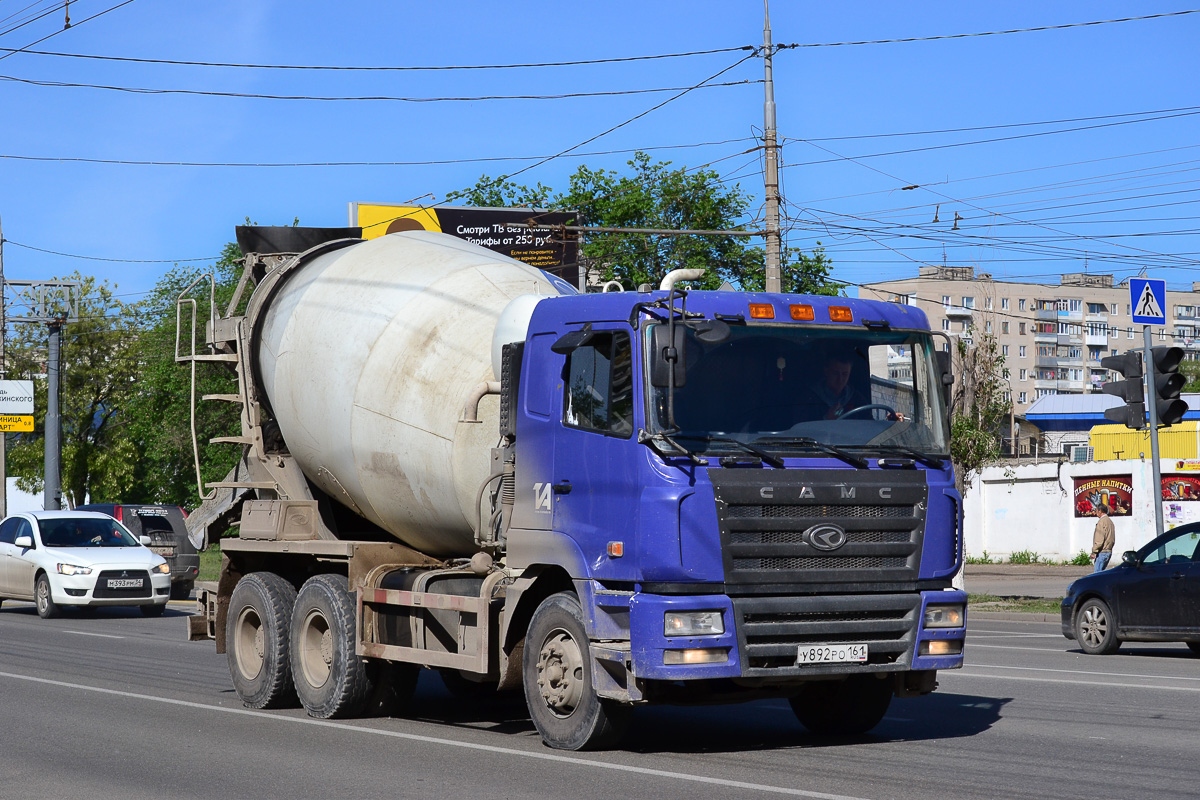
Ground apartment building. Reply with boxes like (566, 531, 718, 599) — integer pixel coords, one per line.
(861, 266, 1200, 416)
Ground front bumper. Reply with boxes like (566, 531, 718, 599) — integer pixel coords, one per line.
(627, 589, 966, 681)
(52, 570, 171, 607)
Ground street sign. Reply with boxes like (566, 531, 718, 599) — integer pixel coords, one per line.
(0, 415, 33, 432)
(0, 380, 34, 415)
(1130, 278, 1166, 325)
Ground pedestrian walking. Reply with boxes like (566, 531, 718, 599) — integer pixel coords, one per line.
(1091, 506, 1115, 572)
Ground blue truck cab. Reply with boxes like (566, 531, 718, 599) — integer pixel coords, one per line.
(499, 287, 966, 747)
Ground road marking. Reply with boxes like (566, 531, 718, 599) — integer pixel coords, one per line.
(948, 669, 1200, 693)
(967, 644, 1073, 653)
(62, 630, 123, 639)
(969, 631, 1064, 639)
(964, 662, 1200, 683)
(0, 670, 868, 800)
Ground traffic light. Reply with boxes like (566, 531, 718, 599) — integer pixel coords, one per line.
(1150, 346, 1188, 426)
(1100, 351, 1145, 429)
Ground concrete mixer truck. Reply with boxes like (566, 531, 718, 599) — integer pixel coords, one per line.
(180, 225, 966, 751)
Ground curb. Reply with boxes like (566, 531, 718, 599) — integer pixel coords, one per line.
(969, 610, 1061, 623)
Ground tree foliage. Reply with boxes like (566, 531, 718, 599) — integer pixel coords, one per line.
(447, 152, 841, 295)
(949, 328, 1013, 495)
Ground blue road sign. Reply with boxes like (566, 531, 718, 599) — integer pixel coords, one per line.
(1130, 278, 1167, 325)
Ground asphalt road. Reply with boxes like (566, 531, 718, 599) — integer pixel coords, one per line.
(1, 600, 1198, 800)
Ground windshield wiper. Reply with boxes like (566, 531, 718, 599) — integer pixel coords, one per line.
(752, 437, 869, 469)
(637, 429, 708, 465)
(673, 434, 785, 468)
(851, 444, 946, 469)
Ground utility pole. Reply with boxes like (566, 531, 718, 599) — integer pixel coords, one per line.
(762, 0, 782, 293)
(1142, 326, 1164, 538)
(44, 320, 62, 510)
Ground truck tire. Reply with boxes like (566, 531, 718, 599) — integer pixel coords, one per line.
(227, 572, 298, 709)
(170, 580, 194, 601)
(789, 674, 893, 736)
(522, 592, 631, 751)
(1074, 598, 1121, 655)
(290, 573, 375, 719)
(35, 574, 61, 619)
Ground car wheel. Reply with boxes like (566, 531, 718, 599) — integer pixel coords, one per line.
(170, 581, 193, 601)
(1074, 598, 1121, 655)
(522, 592, 631, 751)
(1186, 642, 1200, 657)
(289, 573, 377, 719)
(227, 572, 298, 709)
(789, 674, 893, 735)
(141, 603, 166, 617)
(35, 574, 61, 619)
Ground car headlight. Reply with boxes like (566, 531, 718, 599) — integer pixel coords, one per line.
(153, 563, 170, 574)
(924, 604, 965, 629)
(664, 610, 725, 636)
(57, 563, 93, 576)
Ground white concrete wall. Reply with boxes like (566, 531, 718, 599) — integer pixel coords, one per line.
(963, 459, 1168, 561)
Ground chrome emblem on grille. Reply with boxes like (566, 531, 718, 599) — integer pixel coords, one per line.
(803, 523, 848, 551)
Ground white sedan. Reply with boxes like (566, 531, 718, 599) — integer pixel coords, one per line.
(0, 511, 171, 618)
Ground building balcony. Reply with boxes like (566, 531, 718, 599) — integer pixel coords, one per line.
(1035, 308, 1058, 320)
(1033, 330, 1058, 343)
(1085, 333, 1109, 346)
(1058, 333, 1082, 345)
(944, 306, 973, 319)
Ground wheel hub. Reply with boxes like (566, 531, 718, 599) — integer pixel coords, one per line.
(537, 631, 584, 716)
(1081, 606, 1107, 645)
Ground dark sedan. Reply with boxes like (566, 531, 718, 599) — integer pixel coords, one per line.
(1062, 523, 1200, 655)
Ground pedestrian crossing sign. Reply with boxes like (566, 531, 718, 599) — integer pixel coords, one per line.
(1130, 278, 1166, 325)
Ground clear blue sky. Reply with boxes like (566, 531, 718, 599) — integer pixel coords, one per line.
(2, 1, 1198, 302)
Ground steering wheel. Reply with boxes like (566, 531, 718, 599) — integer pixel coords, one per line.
(839, 403, 896, 420)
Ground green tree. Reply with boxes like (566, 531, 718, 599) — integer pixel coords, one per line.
(447, 152, 841, 294)
(120, 243, 244, 506)
(949, 328, 1013, 495)
(6, 273, 141, 507)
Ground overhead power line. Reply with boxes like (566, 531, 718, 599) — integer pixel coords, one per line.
(0, 43, 755, 70)
(780, 9, 1200, 48)
(0, 73, 757, 102)
(2, 239, 219, 263)
(0, 0, 136, 64)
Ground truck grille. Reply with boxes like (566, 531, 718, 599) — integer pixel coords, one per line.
(733, 593, 920, 675)
(709, 468, 928, 588)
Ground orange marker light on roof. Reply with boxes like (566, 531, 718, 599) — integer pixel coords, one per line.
(829, 306, 853, 322)
(789, 304, 814, 320)
(749, 303, 775, 319)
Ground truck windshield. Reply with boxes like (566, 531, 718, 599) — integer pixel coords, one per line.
(644, 323, 950, 459)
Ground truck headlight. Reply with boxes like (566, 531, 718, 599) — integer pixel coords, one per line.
(153, 563, 171, 574)
(56, 563, 93, 576)
(924, 604, 965, 628)
(664, 610, 725, 636)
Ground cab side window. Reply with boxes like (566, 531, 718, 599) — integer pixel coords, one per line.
(563, 331, 634, 438)
(0, 518, 18, 545)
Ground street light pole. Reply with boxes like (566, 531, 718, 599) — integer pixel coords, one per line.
(762, 0, 782, 293)
(44, 320, 61, 510)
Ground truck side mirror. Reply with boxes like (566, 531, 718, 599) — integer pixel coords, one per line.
(688, 318, 731, 344)
(550, 323, 594, 355)
(650, 324, 688, 388)
(935, 350, 953, 408)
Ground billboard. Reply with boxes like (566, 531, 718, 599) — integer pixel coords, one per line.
(1162, 474, 1200, 501)
(1073, 475, 1133, 518)
(350, 203, 580, 288)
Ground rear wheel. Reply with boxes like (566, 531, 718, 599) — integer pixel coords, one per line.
(790, 675, 893, 735)
(35, 574, 61, 619)
(289, 573, 376, 719)
(522, 592, 630, 751)
(1075, 598, 1121, 655)
(227, 572, 297, 708)
(170, 581, 194, 601)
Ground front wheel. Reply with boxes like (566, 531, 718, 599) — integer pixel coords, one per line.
(790, 674, 893, 735)
(522, 592, 630, 751)
(35, 574, 61, 619)
(1075, 598, 1121, 655)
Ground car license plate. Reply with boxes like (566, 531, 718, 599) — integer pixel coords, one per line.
(150, 547, 174, 557)
(797, 643, 869, 664)
(107, 578, 143, 589)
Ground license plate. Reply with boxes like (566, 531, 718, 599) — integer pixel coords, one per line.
(150, 547, 174, 557)
(797, 643, 869, 664)
(107, 578, 143, 589)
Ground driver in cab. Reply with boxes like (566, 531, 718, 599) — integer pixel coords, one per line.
(810, 349, 904, 421)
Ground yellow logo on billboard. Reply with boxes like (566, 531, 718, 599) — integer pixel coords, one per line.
(0, 415, 33, 432)
(355, 205, 442, 240)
